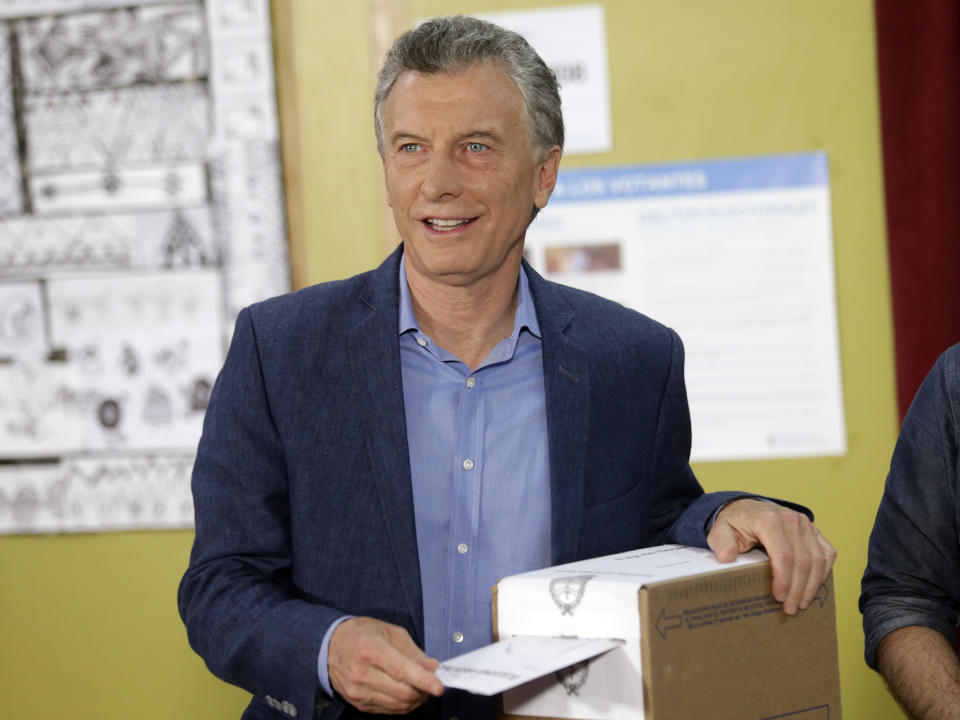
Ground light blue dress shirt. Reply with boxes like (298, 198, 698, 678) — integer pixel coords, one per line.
(398, 256, 552, 662)
(317, 255, 552, 693)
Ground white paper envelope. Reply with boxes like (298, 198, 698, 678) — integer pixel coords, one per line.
(435, 636, 621, 696)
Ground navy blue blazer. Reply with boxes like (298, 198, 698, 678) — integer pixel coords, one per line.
(178, 246, 752, 720)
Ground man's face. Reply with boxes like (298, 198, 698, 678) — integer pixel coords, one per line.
(381, 62, 561, 289)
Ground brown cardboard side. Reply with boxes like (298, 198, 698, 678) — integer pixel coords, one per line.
(640, 563, 842, 720)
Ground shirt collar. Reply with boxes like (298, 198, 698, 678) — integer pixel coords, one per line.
(398, 251, 541, 340)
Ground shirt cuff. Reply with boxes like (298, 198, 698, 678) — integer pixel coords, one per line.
(317, 615, 355, 698)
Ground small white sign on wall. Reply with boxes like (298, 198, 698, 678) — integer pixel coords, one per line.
(478, 4, 612, 155)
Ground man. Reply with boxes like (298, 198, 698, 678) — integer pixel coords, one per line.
(179, 15, 835, 720)
(861, 342, 960, 719)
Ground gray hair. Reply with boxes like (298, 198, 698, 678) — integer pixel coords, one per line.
(374, 15, 564, 160)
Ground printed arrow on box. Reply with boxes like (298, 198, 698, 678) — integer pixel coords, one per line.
(656, 608, 683, 639)
(814, 582, 830, 609)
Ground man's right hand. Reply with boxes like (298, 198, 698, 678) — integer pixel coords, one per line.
(328, 616, 444, 714)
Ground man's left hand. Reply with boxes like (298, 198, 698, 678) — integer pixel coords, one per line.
(707, 498, 836, 615)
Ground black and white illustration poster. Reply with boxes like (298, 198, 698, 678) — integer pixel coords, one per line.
(0, 0, 289, 533)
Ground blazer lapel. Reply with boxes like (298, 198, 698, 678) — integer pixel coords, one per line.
(346, 248, 426, 643)
(526, 263, 592, 565)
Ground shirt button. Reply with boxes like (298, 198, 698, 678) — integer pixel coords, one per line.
(453, 631, 464, 643)
(457, 543, 468, 554)
(416, 336, 427, 347)
(462, 458, 474, 471)
(465, 377, 475, 388)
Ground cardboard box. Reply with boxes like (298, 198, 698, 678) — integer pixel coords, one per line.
(494, 545, 841, 720)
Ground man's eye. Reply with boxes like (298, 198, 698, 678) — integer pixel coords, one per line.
(466, 142, 488, 153)
(401, 143, 420, 152)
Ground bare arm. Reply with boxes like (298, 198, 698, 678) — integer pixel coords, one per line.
(876, 625, 960, 720)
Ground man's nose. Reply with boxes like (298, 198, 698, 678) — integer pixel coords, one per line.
(420, 153, 462, 200)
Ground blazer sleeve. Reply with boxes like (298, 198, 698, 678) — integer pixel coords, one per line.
(178, 307, 343, 720)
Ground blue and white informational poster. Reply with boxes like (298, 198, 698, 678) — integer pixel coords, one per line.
(526, 152, 846, 461)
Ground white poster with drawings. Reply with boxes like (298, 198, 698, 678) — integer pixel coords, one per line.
(477, 4, 611, 154)
(0, 0, 289, 533)
(525, 152, 846, 461)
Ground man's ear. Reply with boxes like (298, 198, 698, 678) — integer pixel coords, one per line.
(534, 146, 562, 209)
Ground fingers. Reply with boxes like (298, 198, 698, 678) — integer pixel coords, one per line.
(710, 499, 837, 616)
(385, 623, 441, 674)
(796, 527, 837, 611)
(706, 519, 750, 563)
(329, 617, 443, 714)
(765, 510, 836, 615)
(760, 509, 797, 607)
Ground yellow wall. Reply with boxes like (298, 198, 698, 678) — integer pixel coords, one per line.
(0, 1, 902, 717)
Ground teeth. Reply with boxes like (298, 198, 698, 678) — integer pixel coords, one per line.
(427, 218, 469, 229)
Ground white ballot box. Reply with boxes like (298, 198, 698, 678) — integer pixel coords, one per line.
(492, 545, 841, 720)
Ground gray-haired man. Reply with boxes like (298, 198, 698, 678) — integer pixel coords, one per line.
(179, 15, 835, 720)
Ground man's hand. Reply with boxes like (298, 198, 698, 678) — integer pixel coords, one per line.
(707, 498, 836, 615)
(328, 617, 444, 714)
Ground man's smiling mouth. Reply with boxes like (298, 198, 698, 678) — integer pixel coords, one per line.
(424, 218, 477, 231)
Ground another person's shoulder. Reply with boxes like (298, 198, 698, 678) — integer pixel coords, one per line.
(937, 341, 960, 385)
(931, 341, 960, 422)
(915, 341, 960, 413)
(896, 341, 960, 451)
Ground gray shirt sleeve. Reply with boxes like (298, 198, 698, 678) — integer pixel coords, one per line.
(860, 345, 960, 668)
